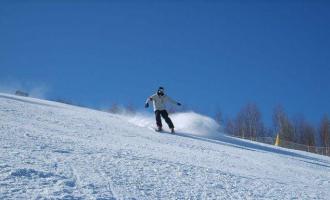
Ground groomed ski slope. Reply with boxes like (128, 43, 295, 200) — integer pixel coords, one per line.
(0, 93, 330, 200)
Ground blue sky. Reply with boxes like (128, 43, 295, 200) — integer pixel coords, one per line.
(1, 1, 329, 124)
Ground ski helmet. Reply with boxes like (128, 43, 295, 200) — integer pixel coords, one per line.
(157, 87, 165, 96)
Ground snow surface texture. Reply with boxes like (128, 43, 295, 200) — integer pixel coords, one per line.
(1, 93, 330, 199)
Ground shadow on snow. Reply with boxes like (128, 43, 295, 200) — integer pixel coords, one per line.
(172, 131, 330, 169)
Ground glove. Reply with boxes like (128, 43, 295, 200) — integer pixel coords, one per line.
(177, 102, 181, 106)
(145, 103, 149, 108)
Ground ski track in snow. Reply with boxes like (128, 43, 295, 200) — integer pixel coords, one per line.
(0, 93, 330, 199)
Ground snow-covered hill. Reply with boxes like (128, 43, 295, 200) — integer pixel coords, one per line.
(1, 93, 329, 199)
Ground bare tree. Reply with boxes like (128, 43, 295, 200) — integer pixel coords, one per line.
(320, 114, 330, 148)
(300, 120, 316, 147)
(214, 110, 224, 126)
(126, 103, 136, 114)
(108, 103, 120, 114)
(292, 115, 304, 143)
(235, 103, 264, 139)
(272, 105, 294, 142)
(291, 115, 315, 147)
(225, 117, 236, 136)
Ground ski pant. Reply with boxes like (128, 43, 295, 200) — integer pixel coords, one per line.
(155, 110, 174, 129)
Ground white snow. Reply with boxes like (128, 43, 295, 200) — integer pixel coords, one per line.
(1, 93, 330, 199)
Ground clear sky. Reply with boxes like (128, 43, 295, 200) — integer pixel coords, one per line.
(1, 0, 329, 124)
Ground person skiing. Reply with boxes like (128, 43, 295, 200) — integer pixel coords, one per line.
(145, 87, 181, 133)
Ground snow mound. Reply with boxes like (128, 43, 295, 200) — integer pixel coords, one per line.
(123, 111, 221, 137)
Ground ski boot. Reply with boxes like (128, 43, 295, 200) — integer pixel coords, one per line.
(156, 126, 163, 132)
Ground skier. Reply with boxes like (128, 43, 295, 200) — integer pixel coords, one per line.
(145, 87, 181, 133)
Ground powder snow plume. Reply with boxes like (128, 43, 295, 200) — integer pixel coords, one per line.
(121, 111, 221, 138)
